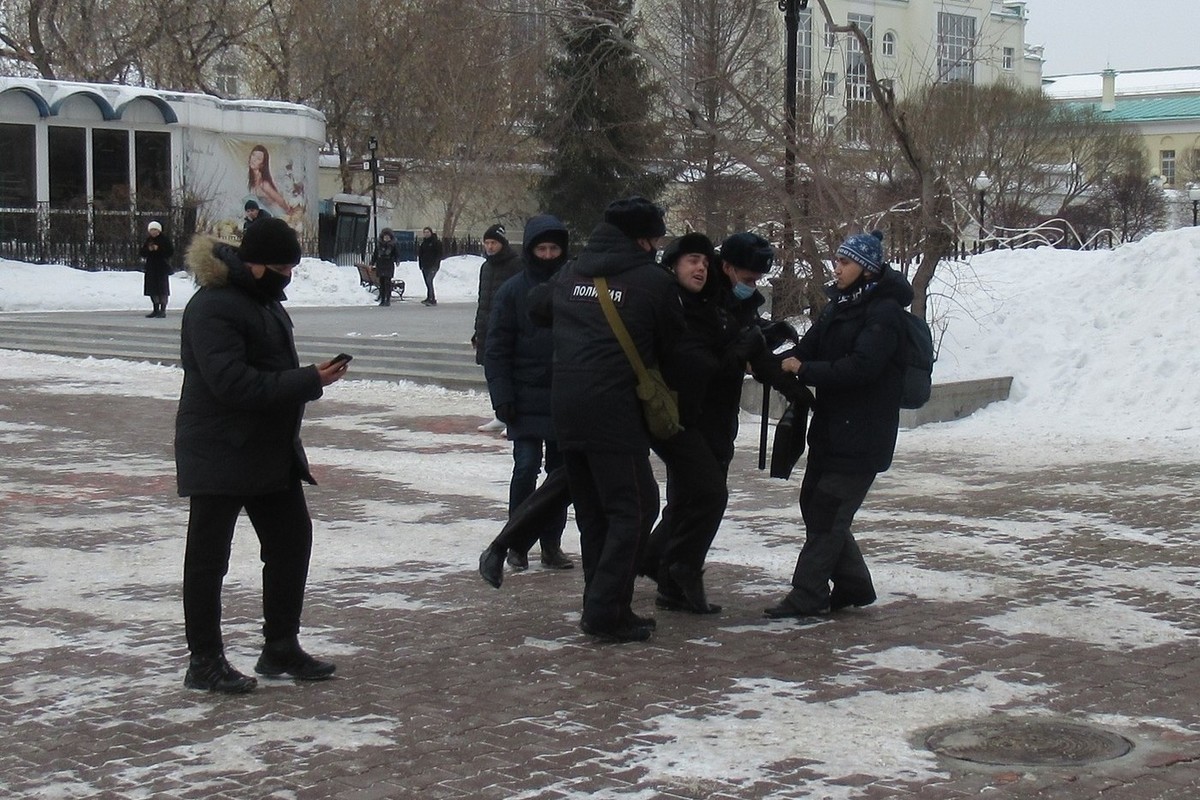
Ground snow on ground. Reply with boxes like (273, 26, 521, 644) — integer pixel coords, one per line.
(4, 226, 1199, 458)
(0, 253, 486, 311)
(2, 230, 1200, 798)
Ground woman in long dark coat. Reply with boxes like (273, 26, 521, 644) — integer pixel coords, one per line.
(140, 221, 174, 318)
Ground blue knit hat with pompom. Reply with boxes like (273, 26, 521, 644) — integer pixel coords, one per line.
(836, 230, 885, 273)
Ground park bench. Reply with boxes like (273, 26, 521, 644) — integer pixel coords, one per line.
(356, 262, 405, 301)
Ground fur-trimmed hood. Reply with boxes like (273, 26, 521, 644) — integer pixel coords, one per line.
(185, 235, 252, 290)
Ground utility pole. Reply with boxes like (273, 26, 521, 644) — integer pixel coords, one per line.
(368, 136, 379, 246)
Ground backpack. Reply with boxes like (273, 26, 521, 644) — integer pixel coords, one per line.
(899, 311, 935, 409)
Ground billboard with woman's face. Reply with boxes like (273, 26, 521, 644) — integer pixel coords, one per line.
(187, 134, 314, 239)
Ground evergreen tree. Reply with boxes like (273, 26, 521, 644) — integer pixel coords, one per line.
(535, 0, 667, 239)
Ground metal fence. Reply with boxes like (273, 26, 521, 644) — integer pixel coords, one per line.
(0, 202, 486, 271)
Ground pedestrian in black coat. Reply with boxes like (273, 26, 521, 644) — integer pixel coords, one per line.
(417, 226, 441, 305)
(536, 197, 684, 642)
(764, 230, 910, 620)
(642, 233, 770, 614)
(472, 224, 522, 364)
(371, 228, 400, 306)
(175, 218, 350, 694)
(140, 221, 174, 318)
(483, 214, 574, 572)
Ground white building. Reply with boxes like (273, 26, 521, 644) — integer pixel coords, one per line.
(0, 77, 325, 257)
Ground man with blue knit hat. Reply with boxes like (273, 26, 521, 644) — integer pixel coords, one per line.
(533, 195, 684, 642)
(764, 229, 911, 621)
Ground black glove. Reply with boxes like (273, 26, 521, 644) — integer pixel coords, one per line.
(495, 403, 516, 424)
(730, 325, 766, 362)
(758, 320, 799, 350)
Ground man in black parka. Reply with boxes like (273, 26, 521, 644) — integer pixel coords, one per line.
(765, 230, 909, 619)
(483, 214, 574, 571)
(539, 196, 683, 642)
(176, 218, 349, 693)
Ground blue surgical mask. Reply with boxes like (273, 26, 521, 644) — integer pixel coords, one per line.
(732, 282, 755, 301)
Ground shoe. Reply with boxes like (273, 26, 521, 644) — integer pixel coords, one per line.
(625, 610, 657, 631)
(477, 417, 506, 432)
(156, 310, 167, 318)
(580, 618, 652, 643)
(665, 562, 722, 614)
(254, 637, 336, 681)
(540, 548, 574, 570)
(478, 547, 505, 588)
(506, 550, 529, 571)
(145, 310, 159, 318)
(763, 597, 830, 620)
(184, 653, 257, 694)
(830, 589, 876, 612)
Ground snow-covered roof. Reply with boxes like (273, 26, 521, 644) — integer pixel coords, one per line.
(1043, 67, 1200, 100)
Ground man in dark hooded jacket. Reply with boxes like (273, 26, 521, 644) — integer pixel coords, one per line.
(483, 214, 574, 572)
(764, 230, 909, 620)
(175, 218, 349, 693)
(538, 196, 683, 642)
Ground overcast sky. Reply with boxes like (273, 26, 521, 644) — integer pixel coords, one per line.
(1024, 0, 1197, 76)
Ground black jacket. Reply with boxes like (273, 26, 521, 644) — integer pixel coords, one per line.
(483, 215, 568, 442)
(541, 222, 684, 454)
(473, 243, 522, 363)
(789, 266, 912, 474)
(140, 234, 175, 296)
(661, 276, 763, 466)
(371, 228, 401, 276)
(418, 233, 441, 271)
(174, 237, 323, 497)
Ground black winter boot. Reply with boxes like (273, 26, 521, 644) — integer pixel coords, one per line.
(184, 652, 257, 694)
(255, 636, 336, 681)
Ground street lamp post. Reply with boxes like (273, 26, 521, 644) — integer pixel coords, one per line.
(973, 171, 992, 253)
(1189, 183, 1200, 227)
(368, 136, 379, 246)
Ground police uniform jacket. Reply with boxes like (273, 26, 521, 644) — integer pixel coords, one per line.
(543, 222, 684, 454)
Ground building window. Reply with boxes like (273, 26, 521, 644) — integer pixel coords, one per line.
(135, 131, 171, 206)
(825, 114, 837, 136)
(797, 8, 813, 105)
(215, 61, 239, 97)
(882, 32, 896, 58)
(823, 72, 837, 97)
(1002, 47, 1015, 71)
(48, 126, 87, 207)
(0, 123, 36, 207)
(824, 23, 836, 49)
(937, 11, 976, 84)
(1160, 150, 1176, 186)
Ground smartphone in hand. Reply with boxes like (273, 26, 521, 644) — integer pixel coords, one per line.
(331, 353, 353, 365)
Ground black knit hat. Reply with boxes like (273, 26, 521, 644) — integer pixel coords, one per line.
(720, 232, 774, 274)
(483, 224, 508, 245)
(239, 217, 302, 265)
(662, 232, 715, 268)
(244, 199, 260, 211)
(604, 196, 667, 241)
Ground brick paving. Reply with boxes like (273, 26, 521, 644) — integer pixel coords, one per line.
(1, 359, 1199, 799)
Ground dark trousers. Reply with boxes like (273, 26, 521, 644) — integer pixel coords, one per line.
(509, 438, 566, 553)
(564, 450, 658, 628)
(788, 466, 876, 611)
(490, 466, 572, 556)
(183, 483, 313, 657)
(377, 270, 393, 304)
(421, 266, 438, 302)
(643, 429, 729, 579)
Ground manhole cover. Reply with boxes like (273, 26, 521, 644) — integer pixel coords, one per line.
(925, 718, 1133, 767)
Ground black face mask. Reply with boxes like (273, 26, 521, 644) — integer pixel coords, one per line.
(256, 268, 292, 299)
(532, 253, 568, 274)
